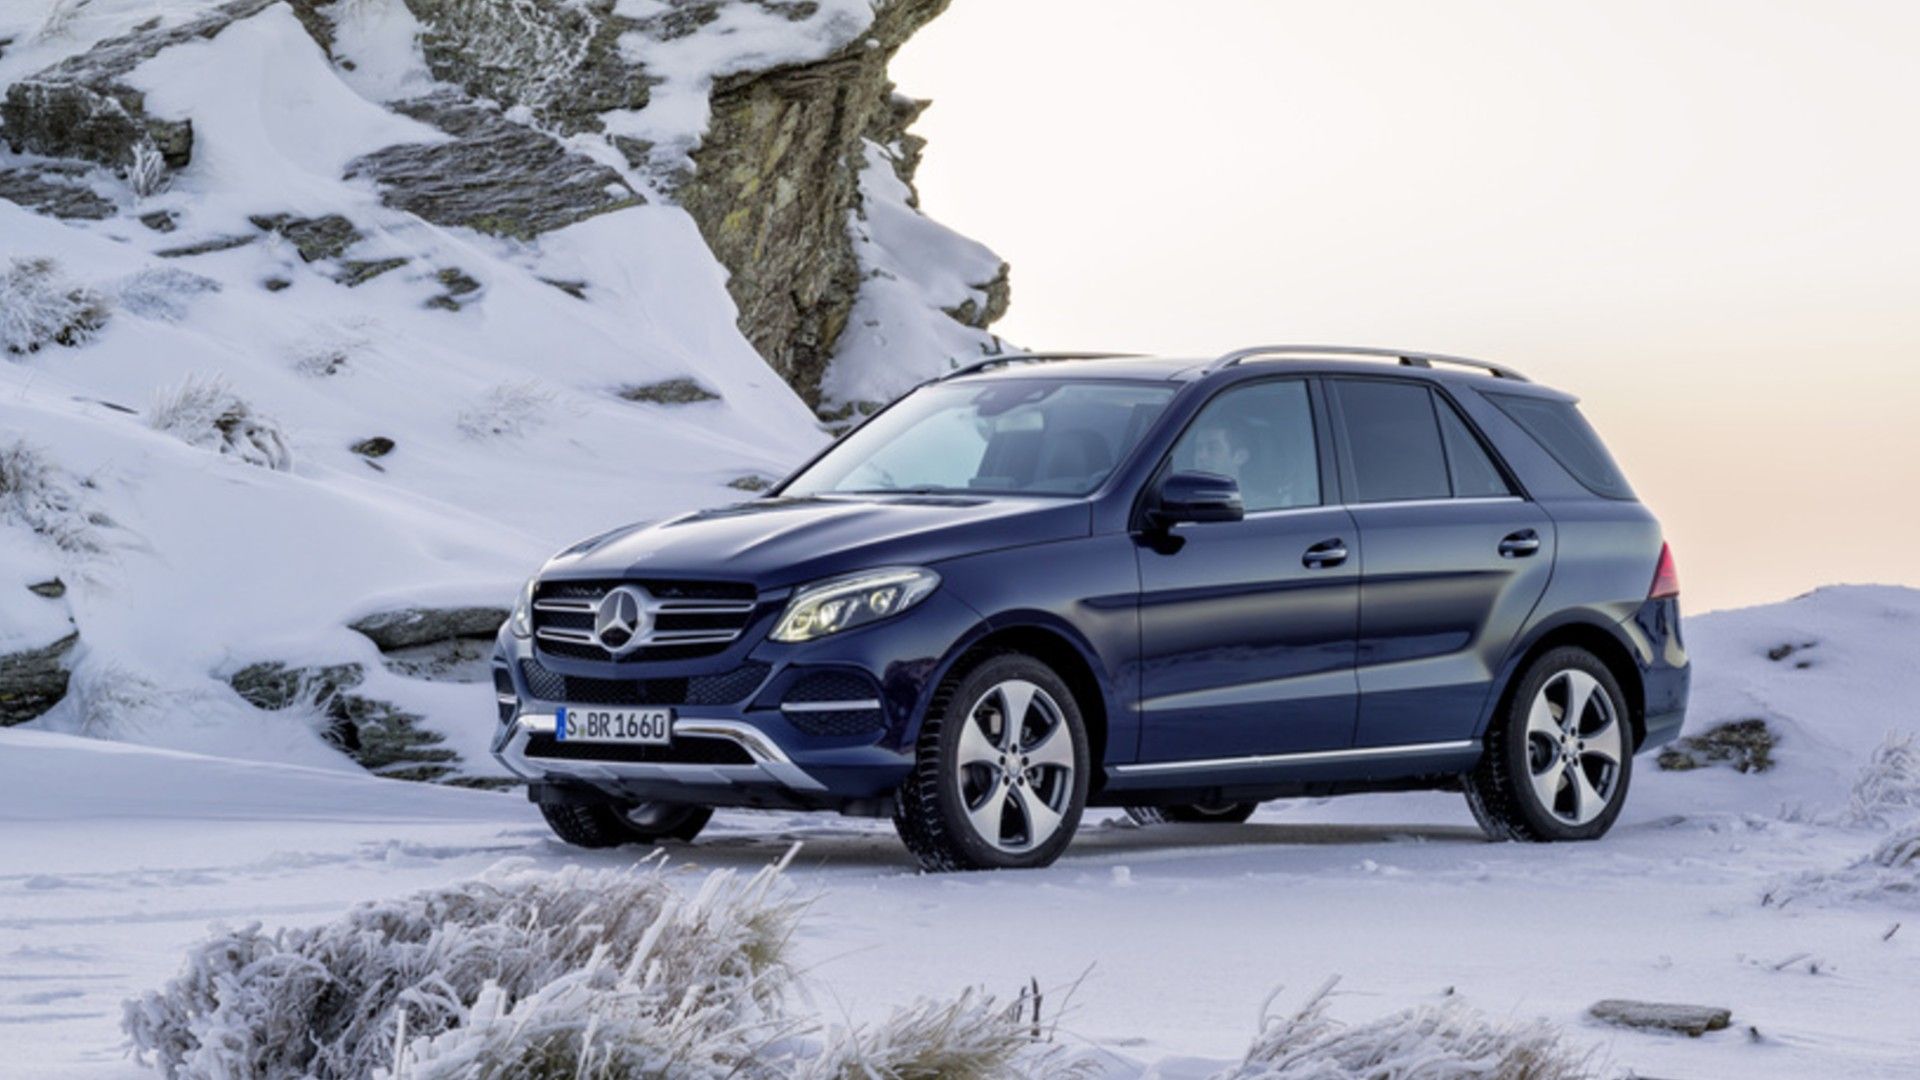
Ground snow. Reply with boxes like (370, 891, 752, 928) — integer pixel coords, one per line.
(4, 588, 1920, 1078)
(8, 3, 1910, 1076)
(822, 138, 1008, 407)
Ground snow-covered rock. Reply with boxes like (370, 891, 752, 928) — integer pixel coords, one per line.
(0, 0, 1004, 780)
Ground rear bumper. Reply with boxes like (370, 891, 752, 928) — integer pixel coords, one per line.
(1625, 595, 1690, 751)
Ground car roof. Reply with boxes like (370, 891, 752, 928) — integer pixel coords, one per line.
(943, 352, 1576, 401)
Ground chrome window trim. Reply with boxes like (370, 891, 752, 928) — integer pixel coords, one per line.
(1111, 739, 1478, 776)
(1186, 494, 1524, 526)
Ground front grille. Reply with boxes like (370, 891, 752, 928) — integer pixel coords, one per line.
(531, 578, 758, 662)
(524, 733, 754, 766)
(781, 669, 883, 736)
(518, 659, 769, 706)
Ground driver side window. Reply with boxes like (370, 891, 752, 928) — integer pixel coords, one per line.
(1169, 381, 1321, 513)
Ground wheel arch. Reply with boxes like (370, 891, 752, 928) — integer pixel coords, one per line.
(1483, 615, 1648, 751)
(917, 617, 1113, 790)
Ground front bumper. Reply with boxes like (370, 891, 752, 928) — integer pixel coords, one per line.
(496, 712, 839, 807)
(490, 589, 981, 810)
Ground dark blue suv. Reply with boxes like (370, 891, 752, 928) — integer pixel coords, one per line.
(492, 346, 1689, 871)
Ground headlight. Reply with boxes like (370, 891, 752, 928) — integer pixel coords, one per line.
(509, 576, 536, 638)
(771, 567, 940, 643)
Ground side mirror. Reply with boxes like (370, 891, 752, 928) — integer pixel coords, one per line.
(1151, 471, 1244, 527)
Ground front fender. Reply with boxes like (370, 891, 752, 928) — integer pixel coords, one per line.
(920, 535, 1143, 762)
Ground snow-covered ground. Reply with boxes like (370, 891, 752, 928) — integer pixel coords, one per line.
(4, 586, 1918, 1078)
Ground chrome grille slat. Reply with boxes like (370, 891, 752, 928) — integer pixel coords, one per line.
(533, 598, 597, 613)
(531, 578, 758, 662)
(655, 601, 756, 614)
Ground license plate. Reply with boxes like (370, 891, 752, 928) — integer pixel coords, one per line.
(555, 707, 673, 745)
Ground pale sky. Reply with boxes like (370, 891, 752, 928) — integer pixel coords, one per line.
(892, 0, 1920, 613)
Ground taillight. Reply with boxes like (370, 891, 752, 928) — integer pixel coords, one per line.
(1649, 542, 1680, 600)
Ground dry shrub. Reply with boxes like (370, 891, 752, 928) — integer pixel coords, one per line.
(1848, 732, 1920, 827)
(127, 856, 1084, 1080)
(1, 257, 110, 355)
(1766, 819, 1920, 911)
(148, 374, 293, 471)
(1218, 979, 1593, 1080)
(0, 440, 104, 553)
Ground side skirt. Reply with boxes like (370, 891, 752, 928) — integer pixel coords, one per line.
(1093, 739, 1481, 806)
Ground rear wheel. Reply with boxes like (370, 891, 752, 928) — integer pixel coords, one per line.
(1465, 647, 1632, 842)
(894, 653, 1089, 871)
(539, 800, 712, 849)
(1124, 801, 1259, 826)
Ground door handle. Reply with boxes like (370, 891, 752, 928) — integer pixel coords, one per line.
(1499, 529, 1541, 558)
(1303, 538, 1348, 569)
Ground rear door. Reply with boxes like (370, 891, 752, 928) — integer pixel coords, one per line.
(1135, 378, 1361, 762)
(1327, 378, 1556, 748)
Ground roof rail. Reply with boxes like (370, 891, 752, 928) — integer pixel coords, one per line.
(1204, 344, 1528, 382)
(940, 351, 1144, 381)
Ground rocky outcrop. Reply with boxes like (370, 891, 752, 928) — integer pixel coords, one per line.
(248, 213, 361, 262)
(226, 660, 459, 780)
(349, 606, 507, 651)
(1, 630, 78, 726)
(384, 0, 1001, 406)
(619, 378, 720, 405)
(1588, 999, 1732, 1038)
(344, 93, 642, 241)
(403, 0, 653, 134)
(0, 163, 115, 220)
(0, 0, 275, 171)
(676, 0, 962, 404)
(1658, 718, 1776, 773)
(4, 0, 1004, 407)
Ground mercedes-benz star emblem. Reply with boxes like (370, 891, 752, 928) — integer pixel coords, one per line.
(592, 585, 654, 656)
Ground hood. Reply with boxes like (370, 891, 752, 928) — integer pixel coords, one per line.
(543, 495, 1093, 591)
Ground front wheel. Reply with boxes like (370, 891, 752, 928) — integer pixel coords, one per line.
(894, 653, 1089, 871)
(1465, 647, 1633, 842)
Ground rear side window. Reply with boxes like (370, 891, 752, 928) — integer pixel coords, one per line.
(1435, 397, 1514, 498)
(1331, 380, 1450, 502)
(1487, 393, 1633, 500)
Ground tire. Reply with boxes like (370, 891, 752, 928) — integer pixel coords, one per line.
(1465, 646, 1633, 842)
(1124, 802, 1259, 826)
(894, 653, 1090, 871)
(540, 801, 712, 849)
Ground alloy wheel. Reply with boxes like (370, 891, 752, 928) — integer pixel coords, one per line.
(1524, 668, 1625, 826)
(954, 678, 1076, 853)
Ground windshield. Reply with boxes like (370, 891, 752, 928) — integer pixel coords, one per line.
(783, 379, 1179, 498)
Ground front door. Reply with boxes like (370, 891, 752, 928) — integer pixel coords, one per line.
(1326, 377, 1557, 748)
(1135, 378, 1361, 762)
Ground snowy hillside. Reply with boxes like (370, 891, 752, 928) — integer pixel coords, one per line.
(3, 587, 1918, 1078)
(0, 0, 1006, 780)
